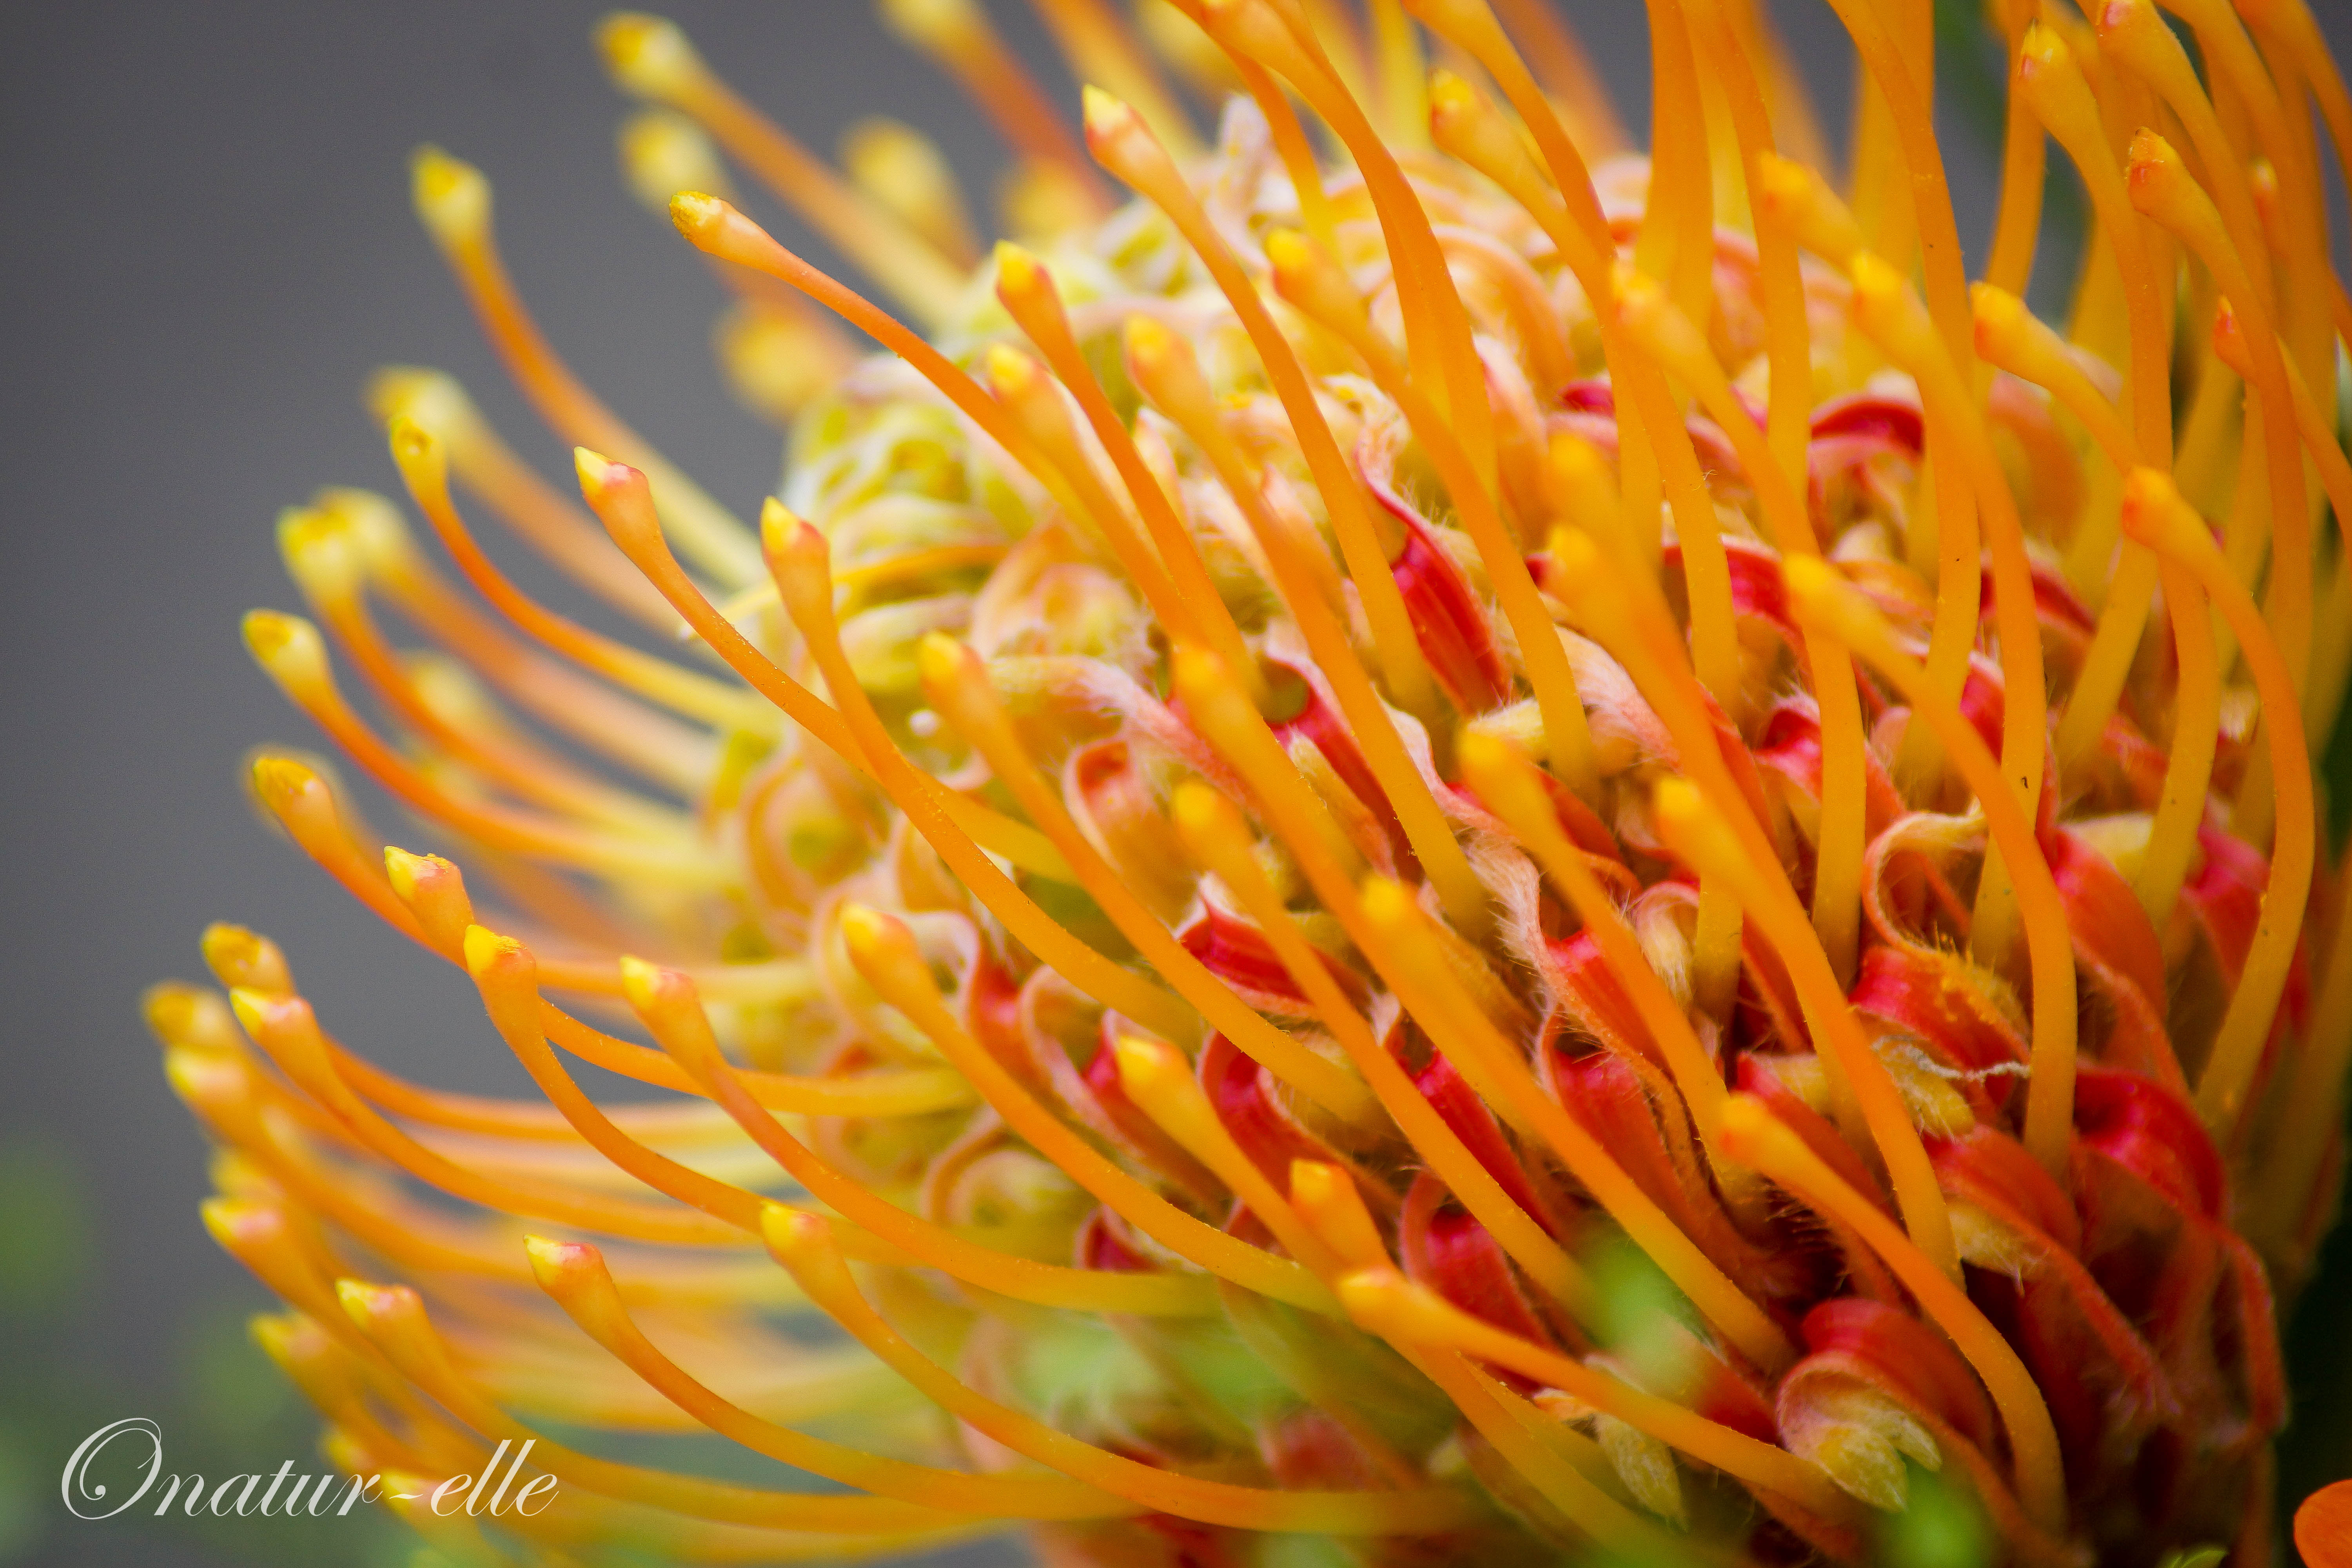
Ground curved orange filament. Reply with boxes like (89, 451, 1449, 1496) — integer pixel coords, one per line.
(1716, 1096, 2068, 1533)
(1029, 0, 1202, 159)
(201, 1058, 795, 1305)
(338, 1278, 972, 1535)
(837, 903, 1339, 1312)
(2118, 476, 2317, 1131)
(1684, 0, 1814, 483)
(368, 368, 680, 632)
(1189, 0, 1496, 494)
(1480, 0, 1627, 153)
(1169, 781, 1596, 1313)
(984, 344, 1197, 632)
(526, 1237, 1132, 1519)
(1455, 735, 1738, 1150)
(1403, 1341, 1681, 1557)
(878, 0, 1111, 211)
(991, 245, 1258, 684)
(1540, 529, 1809, 1023)
(918, 634, 1375, 1120)
(279, 508, 686, 837)
(1108, 321, 1492, 933)
(1982, 22, 2047, 297)
(388, 419, 773, 735)
(756, 506, 1196, 1039)
(1635, 0, 1719, 325)
(1422, 73, 1741, 708)
(767, 1211, 1479, 1533)
(242, 613, 733, 887)
(1264, 225, 1602, 797)
(2127, 131, 2313, 700)
(1353, 875, 1798, 1372)
(1078, 89, 1441, 721)
(230, 988, 747, 1247)
(612, 954, 1220, 1318)
(2099, 5, 2276, 321)
(1967, 285, 2220, 930)
(324, 490, 714, 796)
(1971, 274, 2165, 779)
(1806, 0, 1973, 365)
(1781, 561, 2081, 1177)
(2213, 302, 2352, 735)
(1340, 1267, 1857, 1520)
(595, 16, 967, 325)
(664, 192, 1171, 609)
(1109, 1033, 1349, 1276)
(2145, 0, 2335, 387)
(1613, 271, 1867, 986)
(409, 148, 760, 585)
(1847, 253, 2047, 968)
(1648, 775, 1963, 1273)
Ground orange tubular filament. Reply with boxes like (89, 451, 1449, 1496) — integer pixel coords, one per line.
(1263, 224, 1601, 797)
(1781, 561, 2081, 1177)
(1078, 89, 1443, 724)
(388, 419, 775, 735)
(229, 989, 745, 1247)
(2120, 475, 2316, 1131)
(615, 954, 1221, 1317)
(1169, 782, 1595, 1312)
(241, 612, 732, 886)
(763, 1212, 1477, 1534)
(1338, 1268, 1855, 1520)
(524, 1236, 1134, 1520)
(1352, 876, 1797, 1372)
(1191, 0, 1496, 494)
(915, 633, 1375, 1121)
(1613, 271, 1866, 987)
(1716, 1096, 2068, 1533)
(596, 15, 967, 325)
(2126, 131, 2312, 700)
(1967, 284, 2219, 931)
(408, 146, 760, 586)
(990, 244, 1257, 685)
(877, 0, 1111, 212)
(1848, 252, 2046, 971)
(336, 1278, 965, 1535)
(834, 903, 1336, 1313)
(1648, 775, 1963, 1273)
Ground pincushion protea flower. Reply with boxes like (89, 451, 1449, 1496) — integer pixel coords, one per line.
(149, 0, 2352, 1561)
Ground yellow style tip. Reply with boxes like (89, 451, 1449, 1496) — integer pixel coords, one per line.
(983, 339, 1042, 397)
(241, 610, 327, 687)
(619, 109, 730, 213)
(759, 1201, 833, 1263)
(667, 188, 728, 243)
(523, 1234, 603, 1294)
(200, 1195, 286, 1251)
(596, 13, 699, 98)
(334, 1276, 417, 1333)
(1111, 1032, 1187, 1102)
(201, 924, 292, 997)
(992, 239, 1044, 294)
(276, 506, 363, 599)
(363, 365, 471, 435)
(409, 146, 488, 247)
(460, 922, 531, 984)
(878, 0, 979, 50)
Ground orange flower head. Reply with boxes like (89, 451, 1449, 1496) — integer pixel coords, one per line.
(158, 2, 2352, 1564)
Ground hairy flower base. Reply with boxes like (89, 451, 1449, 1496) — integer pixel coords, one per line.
(159, 1, 2352, 1565)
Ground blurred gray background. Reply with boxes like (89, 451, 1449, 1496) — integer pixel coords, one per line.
(1, 2, 2346, 1565)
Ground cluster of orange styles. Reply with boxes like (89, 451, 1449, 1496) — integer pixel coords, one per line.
(154, 0, 2352, 1563)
